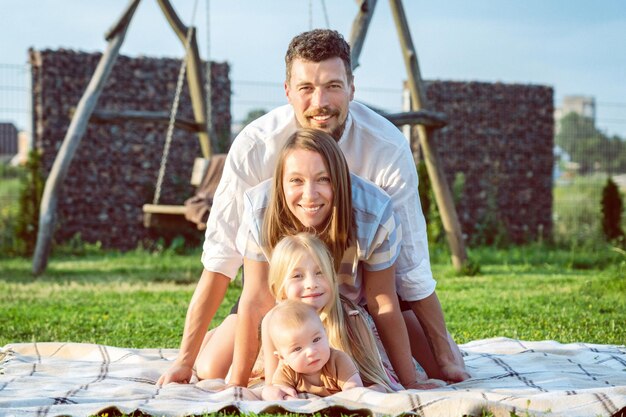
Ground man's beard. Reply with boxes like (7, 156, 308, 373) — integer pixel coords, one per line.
(301, 107, 347, 141)
(329, 119, 347, 141)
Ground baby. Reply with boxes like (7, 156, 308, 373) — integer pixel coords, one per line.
(266, 299, 363, 397)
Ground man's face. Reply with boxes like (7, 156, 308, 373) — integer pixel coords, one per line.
(285, 57, 355, 141)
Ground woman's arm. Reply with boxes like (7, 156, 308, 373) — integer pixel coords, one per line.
(261, 315, 278, 381)
(158, 269, 231, 385)
(228, 258, 276, 386)
(363, 265, 420, 387)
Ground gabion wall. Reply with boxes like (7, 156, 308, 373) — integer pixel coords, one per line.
(31, 49, 552, 249)
(424, 81, 554, 243)
(30, 49, 230, 249)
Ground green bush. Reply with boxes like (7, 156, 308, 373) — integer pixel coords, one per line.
(0, 162, 22, 178)
(417, 161, 443, 245)
(0, 163, 28, 256)
(14, 150, 44, 255)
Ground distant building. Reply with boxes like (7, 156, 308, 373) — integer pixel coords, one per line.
(562, 95, 596, 119)
(10, 131, 30, 166)
(0, 122, 18, 158)
(554, 95, 596, 134)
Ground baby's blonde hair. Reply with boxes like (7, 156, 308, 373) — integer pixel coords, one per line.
(268, 233, 394, 391)
(266, 299, 323, 351)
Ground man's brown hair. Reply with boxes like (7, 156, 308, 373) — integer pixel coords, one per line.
(285, 29, 352, 83)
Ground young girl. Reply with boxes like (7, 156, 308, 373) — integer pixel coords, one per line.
(266, 299, 363, 398)
(261, 232, 400, 398)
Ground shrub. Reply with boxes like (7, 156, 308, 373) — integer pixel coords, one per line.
(14, 150, 44, 255)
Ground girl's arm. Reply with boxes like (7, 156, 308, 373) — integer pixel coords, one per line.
(228, 258, 276, 387)
(363, 265, 420, 388)
(158, 269, 230, 385)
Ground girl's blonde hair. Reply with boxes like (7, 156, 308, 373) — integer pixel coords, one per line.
(268, 233, 394, 391)
(262, 128, 354, 271)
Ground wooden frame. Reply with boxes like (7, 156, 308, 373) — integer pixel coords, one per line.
(32, 0, 213, 274)
(33, 0, 467, 274)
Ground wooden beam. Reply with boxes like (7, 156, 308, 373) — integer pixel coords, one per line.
(381, 109, 448, 128)
(32, 0, 141, 275)
(90, 109, 204, 132)
(388, 0, 468, 271)
(156, 0, 213, 158)
(349, 0, 378, 71)
(105, 0, 141, 41)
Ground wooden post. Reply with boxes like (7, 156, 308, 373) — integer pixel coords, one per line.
(32, 0, 140, 275)
(156, 0, 213, 158)
(388, 0, 468, 270)
(349, 0, 377, 71)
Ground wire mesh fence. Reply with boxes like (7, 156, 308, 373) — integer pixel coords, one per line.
(1, 63, 625, 251)
(0, 63, 30, 133)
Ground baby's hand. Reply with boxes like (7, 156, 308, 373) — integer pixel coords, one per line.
(262, 384, 298, 401)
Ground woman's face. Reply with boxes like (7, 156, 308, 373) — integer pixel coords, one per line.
(282, 254, 332, 312)
(282, 148, 333, 231)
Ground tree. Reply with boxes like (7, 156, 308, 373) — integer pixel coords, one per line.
(241, 108, 267, 127)
(555, 113, 626, 174)
(601, 177, 624, 243)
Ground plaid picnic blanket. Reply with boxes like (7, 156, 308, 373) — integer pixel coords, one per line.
(1, 337, 624, 417)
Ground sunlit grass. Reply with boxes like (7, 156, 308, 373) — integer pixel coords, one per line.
(1, 243, 624, 348)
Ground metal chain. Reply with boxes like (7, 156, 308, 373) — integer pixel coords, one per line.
(152, 1, 199, 206)
(205, 0, 213, 135)
(320, 0, 330, 28)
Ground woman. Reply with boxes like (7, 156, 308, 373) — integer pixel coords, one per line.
(195, 128, 432, 396)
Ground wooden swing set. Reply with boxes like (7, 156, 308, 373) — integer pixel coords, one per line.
(32, 0, 467, 275)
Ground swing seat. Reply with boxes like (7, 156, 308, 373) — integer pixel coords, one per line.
(142, 154, 226, 231)
(142, 205, 194, 230)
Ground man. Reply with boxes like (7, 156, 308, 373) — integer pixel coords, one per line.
(158, 29, 469, 390)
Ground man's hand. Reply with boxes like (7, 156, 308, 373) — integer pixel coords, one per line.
(261, 384, 298, 401)
(157, 363, 193, 386)
(440, 362, 471, 383)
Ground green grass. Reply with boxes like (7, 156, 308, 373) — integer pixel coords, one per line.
(0, 248, 242, 348)
(1, 243, 624, 348)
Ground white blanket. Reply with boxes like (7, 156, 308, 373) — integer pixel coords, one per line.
(1, 338, 624, 417)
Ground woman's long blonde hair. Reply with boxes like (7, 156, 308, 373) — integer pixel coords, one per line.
(268, 233, 394, 391)
(261, 128, 354, 271)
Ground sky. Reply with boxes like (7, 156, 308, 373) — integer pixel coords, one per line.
(2, 0, 626, 137)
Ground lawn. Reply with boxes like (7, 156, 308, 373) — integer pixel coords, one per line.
(1, 243, 624, 348)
